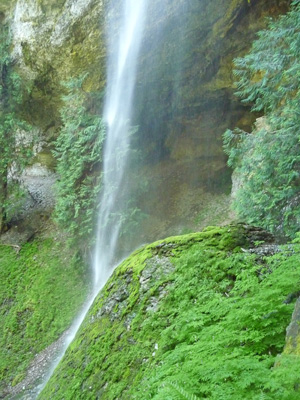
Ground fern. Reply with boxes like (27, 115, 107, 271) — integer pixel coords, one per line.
(38, 227, 300, 399)
(0, 23, 32, 231)
(168, 382, 201, 400)
(53, 75, 105, 246)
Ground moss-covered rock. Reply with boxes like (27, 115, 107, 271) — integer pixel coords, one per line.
(9, 0, 107, 131)
(284, 298, 300, 356)
(40, 224, 300, 399)
(0, 0, 16, 15)
(0, 225, 90, 398)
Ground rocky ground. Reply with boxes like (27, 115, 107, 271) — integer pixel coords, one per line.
(6, 330, 70, 400)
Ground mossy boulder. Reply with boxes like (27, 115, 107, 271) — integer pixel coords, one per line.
(40, 225, 300, 399)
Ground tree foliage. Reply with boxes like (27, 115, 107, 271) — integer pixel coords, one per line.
(223, 1, 300, 238)
(0, 23, 32, 232)
(53, 75, 105, 245)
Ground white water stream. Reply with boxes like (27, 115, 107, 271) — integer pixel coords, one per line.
(36, 0, 148, 397)
(94, 0, 148, 288)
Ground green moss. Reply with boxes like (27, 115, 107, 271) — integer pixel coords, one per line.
(31, 149, 57, 170)
(115, 225, 247, 282)
(39, 224, 300, 399)
(16, 0, 106, 134)
(0, 0, 16, 13)
(0, 234, 89, 392)
(11, 373, 25, 387)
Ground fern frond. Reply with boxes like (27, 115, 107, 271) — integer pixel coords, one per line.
(168, 381, 200, 400)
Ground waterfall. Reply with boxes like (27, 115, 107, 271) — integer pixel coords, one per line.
(36, 0, 148, 397)
(94, 0, 148, 288)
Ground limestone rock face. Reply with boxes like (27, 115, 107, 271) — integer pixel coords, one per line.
(131, 0, 290, 239)
(3, 0, 291, 237)
(3, 0, 107, 220)
(21, 163, 57, 213)
(8, 0, 106, 131)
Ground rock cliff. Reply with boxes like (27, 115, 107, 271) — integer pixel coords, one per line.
(2, 0, 291, 239)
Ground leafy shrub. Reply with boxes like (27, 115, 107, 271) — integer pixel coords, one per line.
(0, 24, 33, 231)
(53, 75, 105, 245)
(223, 1, 300, 238)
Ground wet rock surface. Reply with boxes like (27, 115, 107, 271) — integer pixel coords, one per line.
(92, 255, 175, 324)
(21, 163, 57, 214)
(285, 297, 300, 355)
(4, 330, 70, 400)
(3, 0, 290, 247)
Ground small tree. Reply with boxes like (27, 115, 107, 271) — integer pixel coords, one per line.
(0, 23, 32, 233)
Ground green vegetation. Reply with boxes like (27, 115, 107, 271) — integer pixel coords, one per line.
(39, 225, 300, 399)
(0, 233, 89, 393)
(0, 23, 33, 232)
(53, 76, 147, 252)
(53, 75, 105, 246)
(223, 1, 300, 238)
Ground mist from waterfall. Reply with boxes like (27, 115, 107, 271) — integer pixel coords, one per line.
(36, 1, 148, 397)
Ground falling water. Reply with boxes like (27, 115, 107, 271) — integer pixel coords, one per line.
(94, 0, 148, 288)
(36, 1, 148, 397)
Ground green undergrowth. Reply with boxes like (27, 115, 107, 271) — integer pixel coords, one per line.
(40, 225, 300, 399)
(0, 235, 89, 393)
